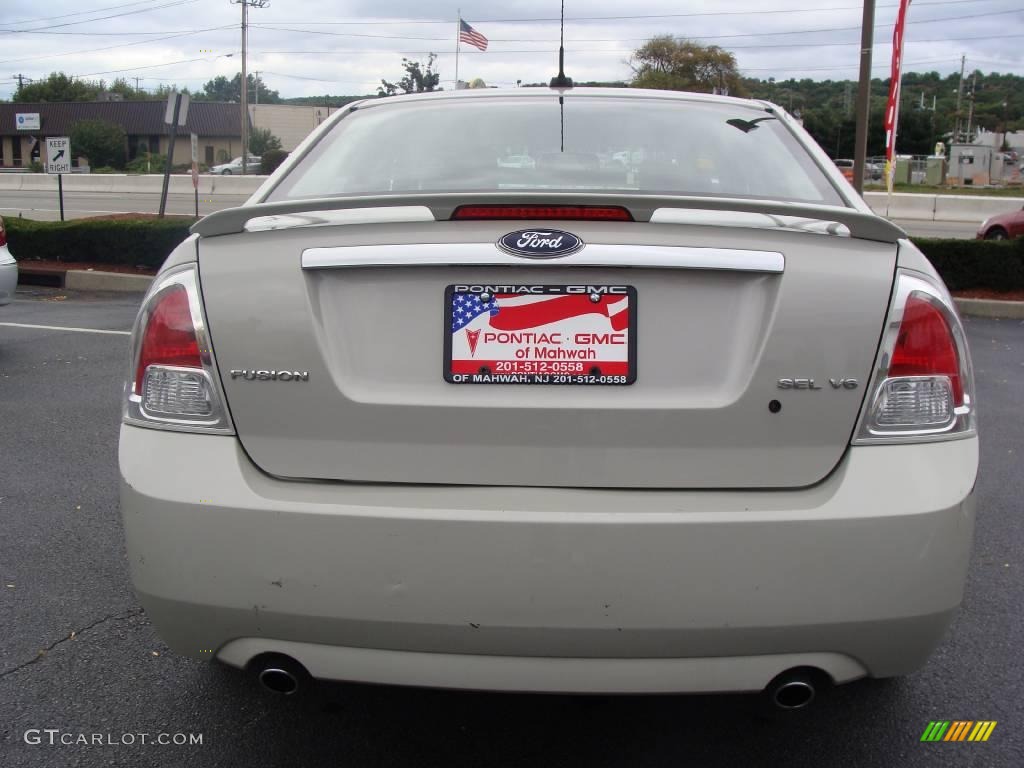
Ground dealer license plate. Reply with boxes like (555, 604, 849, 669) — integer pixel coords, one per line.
(444, 284, 636, 385)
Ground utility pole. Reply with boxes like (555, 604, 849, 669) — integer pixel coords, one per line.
(965, 70, 977, 142)
(231, 0, 269, 175)
(252, 70, 261, 130)
(12, 74, 31, 96)
(852, 0, 875, 195)
(133, 76, 143, 92)
(954, 54, 966, 143)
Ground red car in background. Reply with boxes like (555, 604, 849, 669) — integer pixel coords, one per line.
(977, 205, 1024, 240)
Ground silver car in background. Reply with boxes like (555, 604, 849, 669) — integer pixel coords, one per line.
(210, 155, 262, 175)
(0, 217, 17, 306)
(119, 89, 977, 706)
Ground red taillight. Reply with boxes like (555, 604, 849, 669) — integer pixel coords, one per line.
(888, 294, 963, 406)
(134, 285, 201, 395)
(0, 217, 6, 248)
(451, 205, 633, 221)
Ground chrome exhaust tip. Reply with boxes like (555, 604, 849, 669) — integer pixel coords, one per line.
(763, 668, 820, 711)
(772, 679, 816, 710)
(257, 666, 299, 695)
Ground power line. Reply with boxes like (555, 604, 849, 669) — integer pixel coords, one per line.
(1, 0, 200, 34)
(2, 0, 163, 26)
(0, 26, 221, 37)
(248, 32, 1024, 56)
(250, 0, 1005, 26)
(0, 1, 205, 35)
(0, 25, 236, 67)
(72, 53, 238, 79)
(252, 7, 1023, 43)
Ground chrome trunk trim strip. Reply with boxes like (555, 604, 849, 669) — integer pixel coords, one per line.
(301, 243, 785, 273)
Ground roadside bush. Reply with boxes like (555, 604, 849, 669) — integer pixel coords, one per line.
(126, 153, 165, 174)
(249, 127, 283, 156)
(4, 218, 1021, 287)
(70, 119, 128, 170)
(912, 237, 1024, 292)
(261, 149, 288, 174)
(4, 217, 194, 269)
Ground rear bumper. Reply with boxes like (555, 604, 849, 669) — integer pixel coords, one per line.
(119, 425, 977, 693)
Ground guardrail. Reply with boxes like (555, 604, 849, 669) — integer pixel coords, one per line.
(863, 192, 1024, 223)
(2, 174, 1021, 224)
(0, 173, 267, 196)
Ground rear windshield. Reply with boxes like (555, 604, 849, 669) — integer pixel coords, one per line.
(268, 95, 844, 206)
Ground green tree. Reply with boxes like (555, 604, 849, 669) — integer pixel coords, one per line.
(378, 54, 440, 96)
(248, 127, 282, 156)
(260, 148, 288, 174)
(196, 74, 281, 103)
(70, 119, 127, 169)
(16, 72, 98, 102)
(105, 78, 152, 101)
(630, 37, 745, 96)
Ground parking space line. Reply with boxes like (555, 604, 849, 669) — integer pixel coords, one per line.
(0, 322, 131, 336)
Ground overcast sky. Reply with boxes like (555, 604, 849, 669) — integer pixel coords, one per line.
(1, 0, 1022, 100)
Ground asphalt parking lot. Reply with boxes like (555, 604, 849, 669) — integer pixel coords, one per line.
(1, 287, 1021, 768)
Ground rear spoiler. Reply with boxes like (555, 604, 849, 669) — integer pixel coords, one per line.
(190, 192, 906, 244)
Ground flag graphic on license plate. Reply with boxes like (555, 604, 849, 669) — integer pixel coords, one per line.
(445, 285, 635, 385)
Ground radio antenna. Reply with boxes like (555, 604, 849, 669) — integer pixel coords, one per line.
(549, 0, 573, 88)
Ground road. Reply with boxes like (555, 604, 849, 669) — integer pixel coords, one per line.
(0, 188, 250, 221)
(890, 218, 979, 238)
(1, 288, 1022, 768)
(0, 188, 983, 237)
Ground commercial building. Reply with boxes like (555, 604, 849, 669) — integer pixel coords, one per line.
(0, 101, 245, 168)
(249, 104, 337, 151)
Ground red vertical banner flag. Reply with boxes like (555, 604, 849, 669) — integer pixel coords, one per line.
(884, 0, 912, 194)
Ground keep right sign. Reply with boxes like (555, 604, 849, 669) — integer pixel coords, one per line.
(45, 137, 71, 174)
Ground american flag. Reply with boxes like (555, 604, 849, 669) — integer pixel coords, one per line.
(459, 19, 488, 52)
(451, 293, 500, 332)
(452, 292, 629, 333)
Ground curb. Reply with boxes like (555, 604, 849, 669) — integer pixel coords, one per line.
(954, 297, 1024, 319)
(64, 270, 153, 293)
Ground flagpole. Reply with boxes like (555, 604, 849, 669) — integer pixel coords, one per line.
(454, 9, 461, 89)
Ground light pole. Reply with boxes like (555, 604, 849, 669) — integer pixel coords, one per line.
(230, 0, 269, 174)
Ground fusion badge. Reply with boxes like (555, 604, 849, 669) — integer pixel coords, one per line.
(230, 369, 309, 381)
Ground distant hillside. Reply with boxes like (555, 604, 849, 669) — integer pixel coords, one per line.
(275, 69, 1023, 159)
(743, 70, 1024, 157)
(281, 95, 373, 107)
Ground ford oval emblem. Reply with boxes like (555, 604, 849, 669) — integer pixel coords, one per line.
(497, 228, 584, 259)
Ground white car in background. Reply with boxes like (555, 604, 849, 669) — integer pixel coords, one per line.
(497, 154, 536, 169)
(0, 217, 17, 305)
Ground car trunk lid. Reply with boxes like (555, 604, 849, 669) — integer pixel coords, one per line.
(198, 218, 895, 488)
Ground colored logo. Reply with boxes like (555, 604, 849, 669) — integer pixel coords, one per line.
(497, 229, 583, 259)
(920, 721, 997, 742)
(465, 328, 481, 356)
